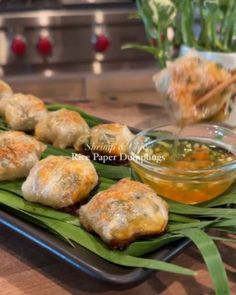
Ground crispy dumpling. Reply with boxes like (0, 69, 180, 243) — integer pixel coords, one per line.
(22, 155, 98, 209)
(79, 178, 169, 249)
(87, 123, 134, 156)
(35, 108, 90, 150)
(0, 131, 46, 181)
(0, 80, 13, 100)
(0, 93, 47, 130)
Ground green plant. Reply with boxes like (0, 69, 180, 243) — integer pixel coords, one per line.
(122, 0, 236, 68)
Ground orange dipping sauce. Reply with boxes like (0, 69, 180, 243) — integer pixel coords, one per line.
(130, 138, 236, 204)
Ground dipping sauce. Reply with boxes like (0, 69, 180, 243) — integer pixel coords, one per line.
(131, 139, 236, 204)
(141, 140, 235, 168)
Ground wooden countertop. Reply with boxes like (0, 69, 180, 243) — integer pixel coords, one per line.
(0, 100, 236, 295)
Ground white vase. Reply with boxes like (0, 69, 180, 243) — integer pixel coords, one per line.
(179, 45, 236, 70)
(179, 45, 236, 126)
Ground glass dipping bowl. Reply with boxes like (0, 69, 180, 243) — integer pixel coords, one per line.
(128, 124, 236, 204)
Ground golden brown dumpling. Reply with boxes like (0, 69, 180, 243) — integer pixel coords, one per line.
(0, 93, 47, 130)
(22, 155, 98, 209)
(0, 131, 46, 181)
(88, 123, 134, 156)
(79, 178, 169, 249)
(0, 80, 13, 100)
(35, 108, 90, 150)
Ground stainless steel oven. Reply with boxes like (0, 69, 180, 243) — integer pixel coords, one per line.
(61, 1, 134, 3)
(0, 0, 159, 106)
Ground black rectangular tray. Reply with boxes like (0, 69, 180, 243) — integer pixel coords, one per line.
(0, 118, 190, 288)
(0, 207, 190, 288)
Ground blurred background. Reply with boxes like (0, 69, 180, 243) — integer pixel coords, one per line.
(0, 0, 169, 128)
(1, 1, 235, 127)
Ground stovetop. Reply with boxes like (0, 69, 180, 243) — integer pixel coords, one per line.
(61, 0, 133, 4)
(0, 0, 134, 12)
(0, 0, 60, 11)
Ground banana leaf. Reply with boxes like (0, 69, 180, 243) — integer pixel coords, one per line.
(124, 233, 182, 256)
(179, 229, 230, 295)
(0, 190, 80, 225)
(0, 102, 236, 295)
(0, 191, 195, 276)
(211, 236, 236, 243)
(168, 199, 236, 219)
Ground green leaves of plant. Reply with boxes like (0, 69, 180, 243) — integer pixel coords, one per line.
(0, 190, 195, 276)
(123, 0, 235, 66)
(179, 229, 230, 295)
(123, 0, 177, 67)
(0, 190, 80, 226)
(1, 178, 235, 291)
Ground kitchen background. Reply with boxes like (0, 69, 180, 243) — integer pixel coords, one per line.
(0, 0, 235, 127)
(0, 2, 236, 295)
(0, 0, 170, 128)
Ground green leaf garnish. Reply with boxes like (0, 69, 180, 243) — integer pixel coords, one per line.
(0, 103, 235, 295)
